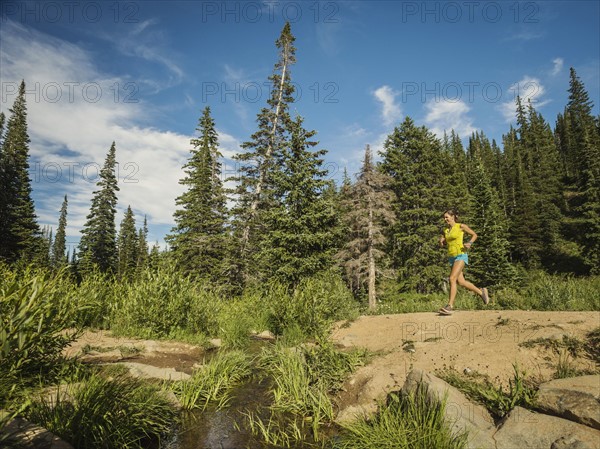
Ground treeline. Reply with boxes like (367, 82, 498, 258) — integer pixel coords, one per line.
(1, 23, 598, 303)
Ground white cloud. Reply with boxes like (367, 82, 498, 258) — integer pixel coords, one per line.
(551, 57, 564, 76)
(424, 100, 476, 139)
(373, 85, 402, 127)
(0, 20, 241, 246)
(499, 76, 550, 122)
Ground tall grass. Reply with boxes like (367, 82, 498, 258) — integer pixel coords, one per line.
(25, 373, 177, 449)
(334, 385, 468, 449)
(246, 341, 368, 446)
(171, 350, 253, 411)
(437, 363, 538, 420)
(0, 266, 82, 396)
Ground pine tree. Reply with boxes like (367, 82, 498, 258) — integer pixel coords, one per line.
(466, 155, 516, 286)
(167, 106, 228, 281)
(554, 68, 600, 273)
(502, 128, 541, 265)
(136, 215, 149, 273)
(117, 205, 138, 279)
(337, 145, 395, 309)
(51, 195, 68, 267)
(78, 142, 120, 274)
(230, 23, 296, 281)
(0, 80, 43, 263)
(256, 115, 337, 286)
(380, 117, 457, 293)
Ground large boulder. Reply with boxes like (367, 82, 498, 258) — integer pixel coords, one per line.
(401, 369, 497, 449)
(535, 375, 600, 430)
(494, 406, 600, 449)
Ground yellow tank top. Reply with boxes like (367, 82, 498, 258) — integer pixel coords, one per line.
(444, 223, 465, 257)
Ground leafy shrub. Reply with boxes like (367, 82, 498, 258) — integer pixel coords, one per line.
(0, 266, 81, 394)
(26, 374, 176, 449)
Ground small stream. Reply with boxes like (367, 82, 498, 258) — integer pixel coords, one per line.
(165, 340, 321, 449)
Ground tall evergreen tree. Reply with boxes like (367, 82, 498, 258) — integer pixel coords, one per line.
(554, 68, 600, 273)
(136, 215, 149, 273)
(117, 206, 138, 279)
(337, 145, 395, 309)
(51, 195, 68, 267)
(167, 106, 228, 280)
(256, 115, 337, 286)
(78, 142, 120, 274)
(466, 155, 516, 286)
(380, 117, 458, 293)
(0, 80, 43, 263)
(230, 22, 296, 281)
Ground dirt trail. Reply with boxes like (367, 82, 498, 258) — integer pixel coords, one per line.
(330, 310, 599, 421)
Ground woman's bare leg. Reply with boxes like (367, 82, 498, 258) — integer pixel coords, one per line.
(448, 260, 465, 307)
(457, 272, 482, 296)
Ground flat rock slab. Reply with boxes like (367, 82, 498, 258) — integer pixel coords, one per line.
(494, 406, 600, 449)
(401, 369, 497, 449)
(536, 375, 600, 430)
(121, 362, 191, 381)
(1, 417, 73, 449)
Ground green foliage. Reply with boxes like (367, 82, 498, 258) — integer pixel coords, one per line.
(109, 259, 222, 339)
(261, 270, 359, 339)
(172, 350, 252, 410)
(51, 195, 68, 268)
(167, 106, 228, 281)
(335, 385, 468, 449)
(488, 271, 599, 311)
(438, 364, 538, 420)
(78, 142, 120, 274)
(0, 265, 81, 396)
(26, 374, 176, 449)
(0, 80, 43, 264)
(256, 115, 339, 287)
(380, 117, 457, 293)
(117, 205, 139, 280)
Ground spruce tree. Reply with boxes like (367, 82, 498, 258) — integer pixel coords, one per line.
(380, 117, 457, 293)
(167, 106, 227, 280)
(466, 155, 516, 286)
(0, 81, 43, 263)
(565, 69, 600, 273)
(230, 23, 296, 281)
(337, 145, 395, 309)
(117, 206, 138, 279)
(136, 215, 149, 273)
(51, 195, 68, 267)
(78, 142, 120, 274)
(256, 115, 337, 286)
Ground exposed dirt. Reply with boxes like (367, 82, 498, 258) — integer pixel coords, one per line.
(329, 310, 600, 422)
(64, 330, 208, 375)
(64, 310, 599, 421)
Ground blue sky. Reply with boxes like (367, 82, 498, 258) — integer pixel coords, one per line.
(1, 1, 599, 251)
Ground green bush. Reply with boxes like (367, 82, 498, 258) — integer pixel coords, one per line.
(335, 385, 468, 449)
(263, 270, 359, 339)
(0, 266, 81, 394)
(26, 374, 176, 449)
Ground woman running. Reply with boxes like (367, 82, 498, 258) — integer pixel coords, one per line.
(439, 209, 489, 315)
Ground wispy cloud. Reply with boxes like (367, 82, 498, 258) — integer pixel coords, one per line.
(373, 85, 402, 127)
(424, 100, 476, 139)
(0, 20, 240, 245)
(499, 76, 549, 122)
(551, 57, 564, 76)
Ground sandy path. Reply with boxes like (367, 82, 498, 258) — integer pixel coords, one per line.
(330, 310, 599, 421)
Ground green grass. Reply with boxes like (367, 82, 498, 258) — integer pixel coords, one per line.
(437, 364, 538, 420)
(171, 349, 253, 411)
(334, 385, 468, 449)
(25, 373, 177, 449)
(246, 341, 368, 446)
